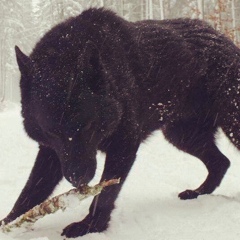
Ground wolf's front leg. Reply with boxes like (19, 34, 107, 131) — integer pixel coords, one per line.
(62, 136, 140, 238)
(0, 146, 63, 225)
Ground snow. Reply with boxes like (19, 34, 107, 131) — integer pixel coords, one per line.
(1, 103, 240, 239)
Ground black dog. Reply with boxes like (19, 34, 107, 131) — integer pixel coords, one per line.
(1, 8, 239, 238)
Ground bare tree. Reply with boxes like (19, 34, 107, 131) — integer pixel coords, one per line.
(159, 0, 164, 20)
(197, 0, 204, 19)
(231, 0, 237, 43)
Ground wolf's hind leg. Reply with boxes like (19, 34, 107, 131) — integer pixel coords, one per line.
(163, 120, 230, 200)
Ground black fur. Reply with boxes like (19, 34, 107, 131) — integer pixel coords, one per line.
(1, 8, 240, 237)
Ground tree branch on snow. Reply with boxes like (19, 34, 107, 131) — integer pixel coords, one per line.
(1, 179, 120, 233)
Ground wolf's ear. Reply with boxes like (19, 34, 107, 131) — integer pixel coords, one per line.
(15, 46, 32, 75)
(78, 41, 103, 93)
(78, 41, 100, 69)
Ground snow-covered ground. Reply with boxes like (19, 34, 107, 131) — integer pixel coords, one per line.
(1, 103, 240, 240)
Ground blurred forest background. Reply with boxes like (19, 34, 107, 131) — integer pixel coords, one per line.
(1, 0, 240, 102)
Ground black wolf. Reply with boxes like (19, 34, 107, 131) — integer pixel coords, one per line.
(1, 8, 239, 238)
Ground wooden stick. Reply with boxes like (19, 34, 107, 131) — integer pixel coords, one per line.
(1, 179, 120, 233)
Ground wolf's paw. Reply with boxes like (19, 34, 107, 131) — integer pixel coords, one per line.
(61, 216, 108, 238)
(178, 189, 199, 200)
(0, 216, 13, 227)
